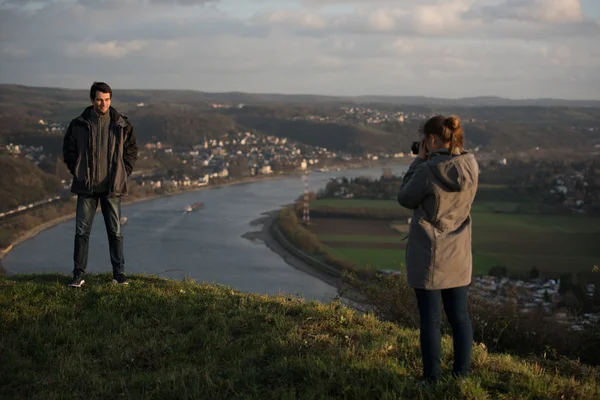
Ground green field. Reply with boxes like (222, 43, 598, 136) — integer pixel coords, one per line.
(312, 199, 398, 209)
(310, 193, 600, 277)
(325, 246, 406, 272)
(317, 234, 403, 244)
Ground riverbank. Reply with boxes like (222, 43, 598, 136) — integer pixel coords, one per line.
(244, 210, 370, 313)
(243, 210, 341, 289)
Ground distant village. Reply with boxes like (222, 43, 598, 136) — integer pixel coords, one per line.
(290, 105, 479, 126)
(549, 171, 597, 213)
(471, 275, 599, 333)
(133, 129, 394, 191)
(1, 143, 47, 164)
(480, 157, 600, 215)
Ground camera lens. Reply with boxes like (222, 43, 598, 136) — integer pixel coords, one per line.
(411, 141, 420, 155)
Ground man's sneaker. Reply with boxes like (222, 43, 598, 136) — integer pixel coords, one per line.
(68, 274, 85, 288)
(112, 274, 129, 285)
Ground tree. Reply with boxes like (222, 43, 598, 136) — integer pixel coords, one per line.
(529, 266, 540, 280)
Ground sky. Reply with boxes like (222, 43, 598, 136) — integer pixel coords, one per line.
(1, 0, 599, 99)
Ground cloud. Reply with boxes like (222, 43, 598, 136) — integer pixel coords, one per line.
(1, 44, 30, 58)
(0, 0, 598, 99)
(66, 40, 147, 59)
(76, 0, 219, 8)
(0, 0, 41, 7)
(470, 0, 584, 23)
(367, 9, 401, 31)
(256, 1, 596, 39)
(261, 10, 328, 30)
(150, 0, 218, 5)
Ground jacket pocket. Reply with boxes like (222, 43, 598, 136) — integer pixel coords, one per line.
(74, 153, 87, 184)
(113, 157, 127, 194)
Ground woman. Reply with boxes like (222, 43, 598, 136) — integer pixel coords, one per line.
(397, 115, 479, 383)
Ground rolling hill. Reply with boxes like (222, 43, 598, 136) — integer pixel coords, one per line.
(0, 156, 62, 213)
(1, 84, 599, 155)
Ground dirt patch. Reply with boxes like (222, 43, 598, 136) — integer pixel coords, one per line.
(308, 218, 400, 236)
(321, 241, 406, 250)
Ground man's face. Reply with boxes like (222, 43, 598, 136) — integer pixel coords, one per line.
(92, 91, 111, 114)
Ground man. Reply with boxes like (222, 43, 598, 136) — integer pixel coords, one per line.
(63, 82, 138, 287)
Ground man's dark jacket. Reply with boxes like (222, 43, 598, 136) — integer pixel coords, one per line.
(63, 106, 138, 196)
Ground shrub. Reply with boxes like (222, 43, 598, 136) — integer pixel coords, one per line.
(488, 265, 508, 278)
(308, 207, 411, 220)
(324, 253, 358, 272)
(278, 208, 324, 255)
(19, 215, 41, 231)
(343, 271, 419, 329)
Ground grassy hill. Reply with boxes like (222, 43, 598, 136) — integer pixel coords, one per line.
(0, 156, 61, 213)
(3, 84, 599, 108)
(129, 105, 243, 147)
(1, 273, 598, 399)
(235, 116, 408, 154)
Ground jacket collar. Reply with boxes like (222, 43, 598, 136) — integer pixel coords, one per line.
(430, 148, 466, 158)
(76, 106, 128, 127)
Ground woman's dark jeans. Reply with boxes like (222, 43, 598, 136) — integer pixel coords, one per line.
(73, 193, 124, 277)
(414, 286, 473, 380)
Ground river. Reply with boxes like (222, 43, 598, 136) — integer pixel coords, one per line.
(3, 165, 409, 302)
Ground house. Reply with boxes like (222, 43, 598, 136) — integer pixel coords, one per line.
(197, 175, 209, 186)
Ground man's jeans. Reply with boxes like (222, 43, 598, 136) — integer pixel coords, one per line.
(73, 193, 124, 277)
(414, 286, 473, 380)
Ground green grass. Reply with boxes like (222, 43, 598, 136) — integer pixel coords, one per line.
(472, 253, 506, 275)
(326, 247, 406, 271)
(470, 207, 600, 275)
(1, 274, 598, 399)
(471, 209, 599, 234)
(318, 234, 404, 243)
(471, 202, 520, 213)
(472, 252, 599, 275)
(312, 199, 398, 209)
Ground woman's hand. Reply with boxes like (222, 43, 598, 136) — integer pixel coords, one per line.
(418, 140, 428, 160)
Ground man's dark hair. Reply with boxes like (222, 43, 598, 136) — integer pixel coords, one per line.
(90, 81, 112, 100)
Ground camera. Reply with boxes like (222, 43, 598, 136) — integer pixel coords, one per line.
(411, 141, 421, 155)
